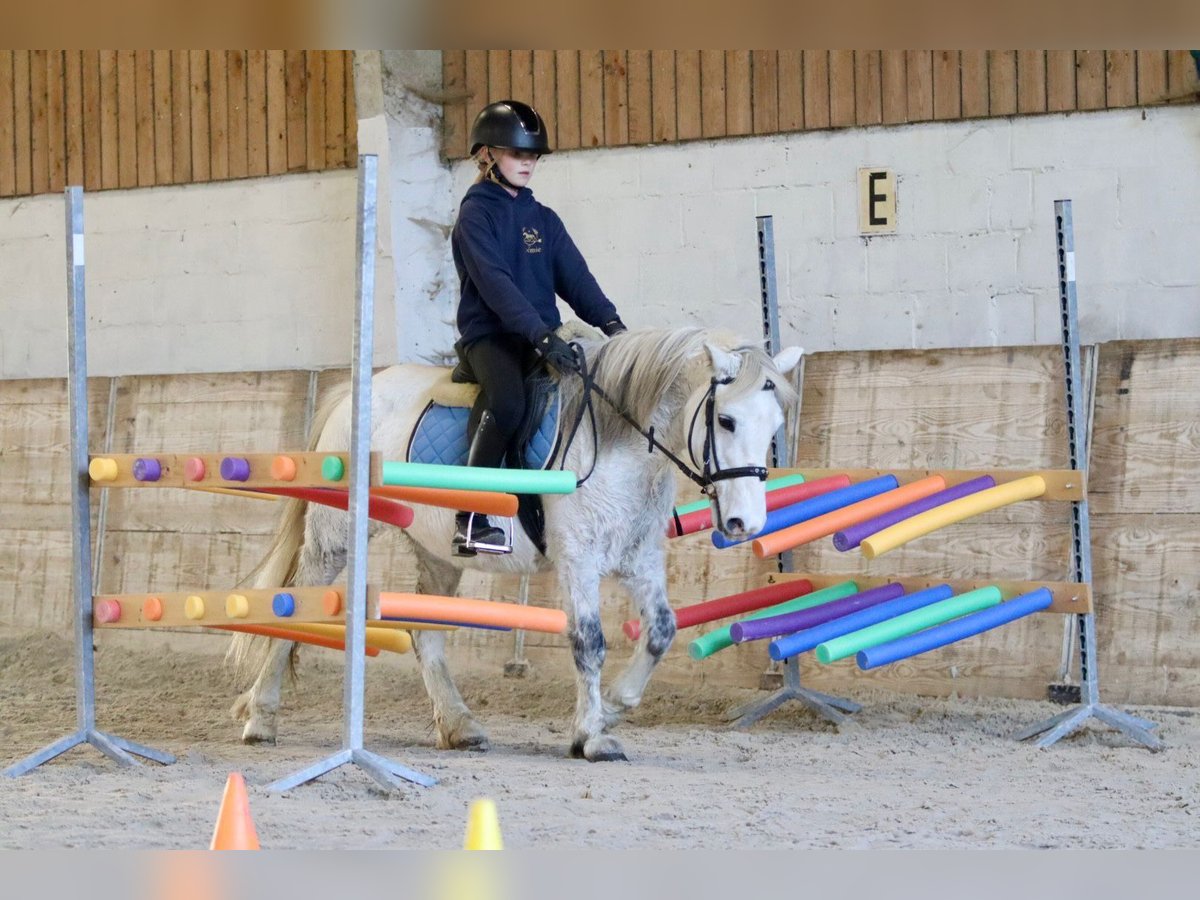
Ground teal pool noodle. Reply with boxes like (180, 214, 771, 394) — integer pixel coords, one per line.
(688, 581, 858, 660)
(382, 461, 577, 494)
(856, 589, 1053, 670)
(673, 473, 806, 517)
(815, 586, 1003, 663)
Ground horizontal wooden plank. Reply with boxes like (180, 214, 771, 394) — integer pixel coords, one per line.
(87, 451, 376, 489)
(94, 584, 351, 628)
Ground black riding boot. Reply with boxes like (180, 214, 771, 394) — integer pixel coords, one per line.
(452, 410, 512, 557)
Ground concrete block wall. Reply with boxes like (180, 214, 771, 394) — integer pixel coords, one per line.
(0, 168, 403, 380)
(425, 104, 1200, 357)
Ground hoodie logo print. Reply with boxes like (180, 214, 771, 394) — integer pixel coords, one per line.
(522, 227, 543, 254)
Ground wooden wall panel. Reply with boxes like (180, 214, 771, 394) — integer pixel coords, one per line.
(627, 51, 651, 145)
(439, 49, 1190, 159)
(0, 50, 355, 199)
(3, 340, 1198, 706)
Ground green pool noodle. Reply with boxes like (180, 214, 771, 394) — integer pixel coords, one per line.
(815, 586, 1003, 664)
(688, 580, 859, 660)
(673, 473, 807, 516)
(382, 461, 577, 494)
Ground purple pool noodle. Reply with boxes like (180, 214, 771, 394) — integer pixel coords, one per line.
(132, 457, 162, 482)
(856, 588, 1053, 669)
(769, 584, 956, 660)
(832, 475, 997, 552)
(220, 456, 251, 482)
(712, 474, 899, 549)
(729, 582, 906, 643)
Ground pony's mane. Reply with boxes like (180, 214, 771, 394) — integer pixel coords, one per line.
(561, 326, 798, 447)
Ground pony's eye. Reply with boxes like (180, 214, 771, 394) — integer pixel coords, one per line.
(717, 415, 736, 432)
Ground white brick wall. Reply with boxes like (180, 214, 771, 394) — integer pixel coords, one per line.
(0, 169, 400, 379)
(3, 97, 1197, 380)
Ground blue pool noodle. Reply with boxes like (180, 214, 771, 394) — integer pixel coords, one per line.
(855, 588, 1053, 670)
(768, 584, 955, 661)
(712, 474, 899, 549)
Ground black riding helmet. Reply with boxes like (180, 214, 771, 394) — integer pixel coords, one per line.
(469, 100, 552, 156)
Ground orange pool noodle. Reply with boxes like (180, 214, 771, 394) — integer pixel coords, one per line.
(216, 624, 381, 656)
(752, 475, 948, 558)
(373, 485, 519, 517)
(378, 592, 567, 634)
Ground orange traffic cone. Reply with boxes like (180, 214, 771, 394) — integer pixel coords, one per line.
(210, 772, 260, 850)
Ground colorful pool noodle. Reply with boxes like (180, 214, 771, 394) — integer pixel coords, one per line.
(381, 460, 576, 494)
(712, 475, 899, 549)
(377, 592, 567, 634)
(670, 475, 851, 538)
(815, 586, 1003, 663)
(216, 624, 382, 656)
(688, 581, 860, 660)
(729, 582, 906, 644)
(622, 578, 815, 640)
(248, 487, 414, 528)
(769, 584, 956, 661)
(673, 474, 808, 517)
(832, 475, 996, 551)
(752, 475, 948, 558)
(372, 485, 519, 517)
(856, 588, 1053, 670)
(860, 475, 1047, 560)
(277, 622, 413, 653)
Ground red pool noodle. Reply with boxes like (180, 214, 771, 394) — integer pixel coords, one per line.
(251, 487, 415, 529)
(667, 475, 852, 538)
(622, 578, 814, 640)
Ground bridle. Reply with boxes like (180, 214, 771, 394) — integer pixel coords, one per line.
(559, 342, 769, 532)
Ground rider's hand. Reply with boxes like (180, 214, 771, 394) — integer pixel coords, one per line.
(535, 330, 580, 374)
(601, 318, 628, 337)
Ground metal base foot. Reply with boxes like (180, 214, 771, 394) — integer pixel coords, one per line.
(1014, 703, 1163, 751)
(503, 660, 531, 678)
(3, 728, 175, 777)
(727, 685, 861, 729)
(727, 657, 861, 730)
(266, 746, 436, 793)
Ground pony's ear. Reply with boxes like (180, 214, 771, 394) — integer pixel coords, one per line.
(773, 346, 804, 375)
(705, 342, 742, 380)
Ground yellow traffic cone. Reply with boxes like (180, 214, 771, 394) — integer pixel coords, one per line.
(210, 772, 260, 850)
(463, 798, 503, 850)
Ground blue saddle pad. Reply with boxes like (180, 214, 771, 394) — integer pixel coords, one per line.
(407, 391, 560, 470)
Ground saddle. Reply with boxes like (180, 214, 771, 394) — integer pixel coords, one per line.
(406, 364, 561, 555)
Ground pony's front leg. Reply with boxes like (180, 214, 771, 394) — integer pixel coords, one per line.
(564, 563, 626, 761)
(603, 564, 675, 727)
(231, 638, 294, 744)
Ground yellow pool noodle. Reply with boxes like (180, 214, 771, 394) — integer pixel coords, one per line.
(282, 622, 413, 654)
(860, 475, 1047, 560)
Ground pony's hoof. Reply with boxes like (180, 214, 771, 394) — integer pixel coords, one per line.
(240, 717, 278, 745)
(572, 734, 629, 762)
(439, 717, 490, 752)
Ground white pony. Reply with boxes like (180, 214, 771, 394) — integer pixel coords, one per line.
(231, 326, 801, 762)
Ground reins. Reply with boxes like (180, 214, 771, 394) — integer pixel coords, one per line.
(553, 342, 768, 520)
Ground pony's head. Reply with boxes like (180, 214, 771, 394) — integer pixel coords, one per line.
(686, 340, 803, 541)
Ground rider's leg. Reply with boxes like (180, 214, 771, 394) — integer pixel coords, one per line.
(452, 334, 529, 556)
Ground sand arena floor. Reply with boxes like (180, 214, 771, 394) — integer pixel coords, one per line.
(1, 629, 1196, 850)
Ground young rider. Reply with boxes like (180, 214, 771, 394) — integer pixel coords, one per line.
(450, 99, 627, 556)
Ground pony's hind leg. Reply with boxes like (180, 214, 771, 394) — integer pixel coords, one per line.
(232, 505, 348, 744)
(409, 547, 489, 751)
(602, 561, 676, 728)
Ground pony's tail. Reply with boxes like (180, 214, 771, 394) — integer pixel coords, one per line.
(226, 377, 353, 684)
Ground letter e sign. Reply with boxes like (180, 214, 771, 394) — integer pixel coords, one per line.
(858, 168, 897, 234)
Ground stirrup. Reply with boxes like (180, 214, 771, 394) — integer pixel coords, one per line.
(452, 512, 513, 557)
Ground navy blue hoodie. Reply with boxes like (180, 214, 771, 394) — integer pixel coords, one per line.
(452, 180, 619, 347)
